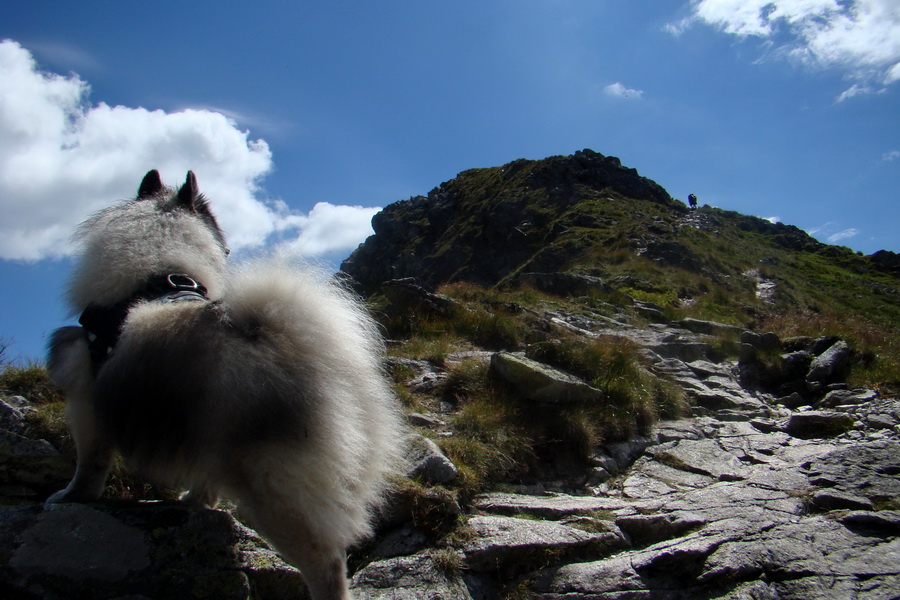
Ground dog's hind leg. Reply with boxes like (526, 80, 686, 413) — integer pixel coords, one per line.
(45, 327, 115, 506)
(240, 501, 352, 600)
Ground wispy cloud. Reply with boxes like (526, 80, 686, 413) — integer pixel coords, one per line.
(835, 83, 880, 102)
(807, 222, 860, 245)
(25, 40, 103, 73)
(185, 104, 295, 138)
(0, 40, 378, 262)
(670, 1, 900, 96)
(882, 150, 900, 162)
(764, 216, 781, 223)
(663, 17, 694, 37)
(827, 228, 860, 243)
(603, 82, 644, 99)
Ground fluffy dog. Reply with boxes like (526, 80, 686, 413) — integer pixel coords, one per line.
(47, 170, 405, 600)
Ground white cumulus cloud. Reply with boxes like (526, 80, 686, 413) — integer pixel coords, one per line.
(275, 202, 381, 257)
(0, 40, 380, 262)
(604, 82, 645, 99)
(675, 0, 900, 96)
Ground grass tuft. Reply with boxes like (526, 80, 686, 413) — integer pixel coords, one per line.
(0, 362, 62, 405)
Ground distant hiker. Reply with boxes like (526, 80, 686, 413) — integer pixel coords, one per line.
(688, 193, 698, 209)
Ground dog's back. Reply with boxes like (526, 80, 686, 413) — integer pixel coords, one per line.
(99, 262, 404, 543)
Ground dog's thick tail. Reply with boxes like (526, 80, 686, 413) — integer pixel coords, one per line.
(220, 259, 407, 544)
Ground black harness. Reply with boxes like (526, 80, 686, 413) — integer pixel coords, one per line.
(79, 273, 209, 371)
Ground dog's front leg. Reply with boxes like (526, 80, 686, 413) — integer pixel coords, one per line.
(45, 393, 114, 505)
(45, 327, 115, 506)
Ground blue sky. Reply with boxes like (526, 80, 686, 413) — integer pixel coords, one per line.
(1, 0, 898, 363)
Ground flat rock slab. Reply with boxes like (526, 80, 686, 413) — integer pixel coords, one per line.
(535, 515, 900, 600)
(806, 440, 900, 501)
(661, 480, 807, 520)
(648, 439, 752, 481)
(473, 493, 632, 519)
(10, 504, 151, 581)
(462, 515, 625, 571)
(351, 554, 473, 600)
(621, 459, 716, 499)
(701, 516, 900, 593)
(675, 318, 745, 337)
(646, 340, 712, 362)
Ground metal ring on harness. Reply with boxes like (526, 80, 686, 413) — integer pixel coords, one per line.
(167, 273, 202, 291)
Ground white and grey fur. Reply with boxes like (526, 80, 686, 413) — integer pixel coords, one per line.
(47, 170, 405, 600)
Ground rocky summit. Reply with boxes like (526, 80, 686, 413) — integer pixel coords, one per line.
(341, 149, 898, 301)
(342, 150, 675, 295)
(2, 150, 899, 599)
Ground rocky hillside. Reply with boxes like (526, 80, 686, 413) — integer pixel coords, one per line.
(2, 150, 899, 599)
(341, 150, 898, 312)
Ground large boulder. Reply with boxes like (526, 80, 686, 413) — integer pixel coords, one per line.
(0, 396, 73, 499)
(806, 340, 851, 383)
(785, 411, 855, 439)
(406, 434, 458, 484)
(490, 352, 603, 404)
(0, 503, 309, 600)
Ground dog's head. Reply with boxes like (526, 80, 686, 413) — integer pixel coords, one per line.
(67, 171, 230, 311)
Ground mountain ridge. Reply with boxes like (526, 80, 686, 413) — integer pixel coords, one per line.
(341, 149, 899, 358)
(341, 148, 896, 295)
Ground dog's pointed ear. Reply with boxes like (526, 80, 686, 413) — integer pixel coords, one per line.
(137, 170, 163, 199)
(177, 171, 199, 207)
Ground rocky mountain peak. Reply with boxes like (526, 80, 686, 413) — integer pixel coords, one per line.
(341, 149, 675, 295)
(341, 150, 896, 317)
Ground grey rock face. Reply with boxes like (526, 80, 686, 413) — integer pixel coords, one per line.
(517, 272, 611, 297)
(406, 434, 459, 484)
(351, 554, 473, 600)
(462, 515, 627, 572)
(0, 397, 73, 497)
(490, 352, 603, 404)
(527, 429, 899, 599)
(785, 410, 856, 438)
(806, 441, 900, 502)
(807, 340, 851, 383)
(0, 503, 308, 600)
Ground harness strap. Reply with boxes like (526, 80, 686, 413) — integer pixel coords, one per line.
(79, 273, 209, 372)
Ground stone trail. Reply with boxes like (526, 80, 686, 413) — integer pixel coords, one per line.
(352, 312, 900, 600)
